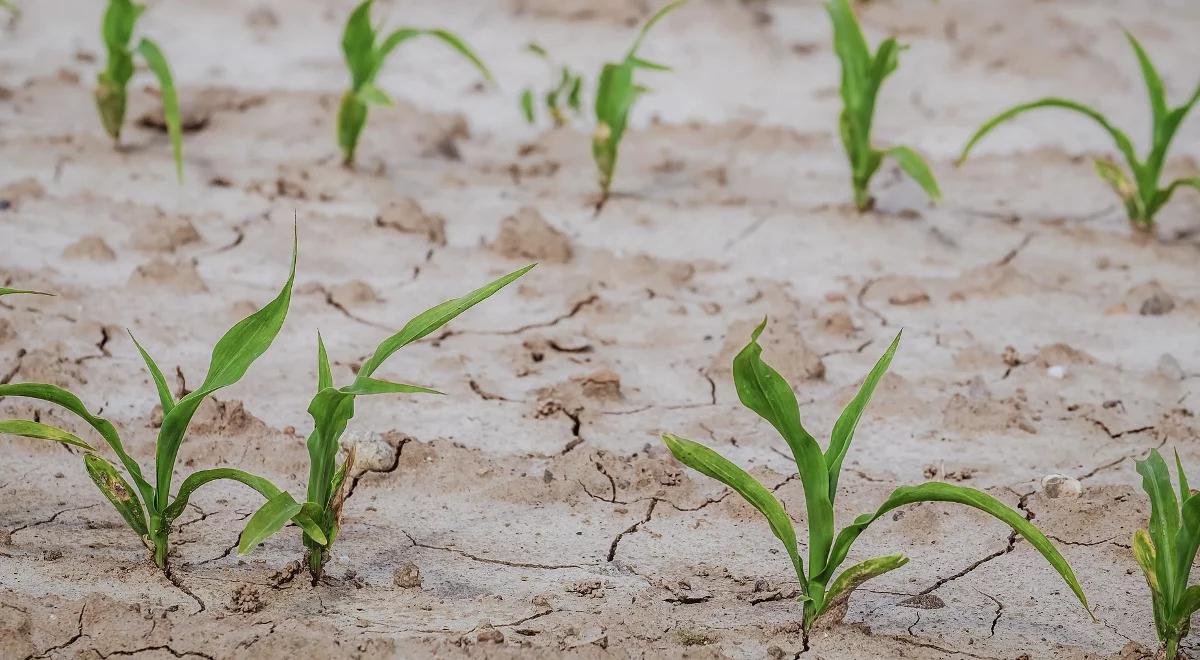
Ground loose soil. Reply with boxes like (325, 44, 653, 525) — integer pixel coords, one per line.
(2, 0, 1199, 658)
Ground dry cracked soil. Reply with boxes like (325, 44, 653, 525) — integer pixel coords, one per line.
(2, 0, 1199, 658)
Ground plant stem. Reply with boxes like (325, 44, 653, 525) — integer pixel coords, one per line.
(149, 514, 169, 571)
(1165, 635, 1179, 660)
(853, 181, 873, 212)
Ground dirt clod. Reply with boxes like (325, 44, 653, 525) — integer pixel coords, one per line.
(393, 563, 422, 589)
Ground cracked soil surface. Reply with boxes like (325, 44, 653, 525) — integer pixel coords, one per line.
(2, 0, 1200, 657)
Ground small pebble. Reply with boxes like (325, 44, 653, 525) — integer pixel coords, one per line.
(393, 562, 422, 589)
(1047, 365, 1067, 379)
(1042, 474, 1082, 499)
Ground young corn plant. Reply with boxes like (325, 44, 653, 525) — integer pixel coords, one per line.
(662, 320, 1091, 633)
(592, 0, 687, 212)
(519, 43, 584, 127)
(0, 233, 323, 572)
(95, 0, 184, 180)
(959, 32, 1200, 232)
(1133, 449, 1200, 659)
(337, 0, 493, 166)
(235, 265, 535, 584)
(826, 0, 940, 211)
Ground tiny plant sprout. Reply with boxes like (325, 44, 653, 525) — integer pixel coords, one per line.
(337, 0, 493, 166)
(826, 0, 940, 212)
(0, 288, 52, 297)
(235, 264, 536, 584)
(95, 0, 184, 180)
(1133, 449, 1200, 660)
(662, 320, 1091, 633)
(959, 32, 1200, 232)
(0, 230, 319, 572)
(519, 42, 584, 127)
(592, 0, 687, 212)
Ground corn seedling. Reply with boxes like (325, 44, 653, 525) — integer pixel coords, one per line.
(0, 288, 51, 297)
(519, 43, 584, 127)
(826, 0, 940, 211)
(95, 0, 184, 180)
(959, 32, 1200, 232)
(337, 0, 493, 166)
(235, 265, 535, 584)
(662, 320, 1090, 632)
(1133, 449, 1200, 659)
(0, 232, 317, 572)
(592, 0, 687, 211)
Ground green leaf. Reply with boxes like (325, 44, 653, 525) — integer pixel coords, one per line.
(825, 332, 900, 502)
(1180, 585, 1200, 617)
(84, 453, 148, 537)
(626, 0, 687, 59)
(0, 419, 93, 450)
(337, 91, 368, 165)
(628, 56, 671, 72)
(356, 82, 392, 106)
(887, 147, 941, 203)
(341, 0, 377, 88)
(1094, 158, 1136, 203)
(316, 333, 333, 392)
(732, 318, 834, 579)
(663, 433, 805, 586)
(958, 98, 1139, 174)
(238, 490, 327, 554)
(1125, 31, 1167, 131)
(1133, 528, 1168, 641)
(0, 383, 152, 505)
(1153, 177, 1200, 214)
(826, 0, 870, 114)
(1139, 450, 1181, 607)
(376, 28, 422, 70)
(129, 332, 174, 415)
(1177, 450, 1191, 505)
(822, 553, 908, 616)
(101, 0, 142, 54)
(135, 38, 183, 181)
(567, 75, 583, 111)
(356, 264, 534, 379)
(822, 482, 1091, 616)
(424, 29, 494, 84)
(1174, 493, 1200, 596)
(340, 378, 442, 396)
(520, 89, 536, 123)
(162, 467, 285, 522)
(154, 231, 297, 511)
(0, 288, 52, 297)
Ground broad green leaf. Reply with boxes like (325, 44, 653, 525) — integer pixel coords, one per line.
(663, 433, 805, 586)
(162, 467, 284, 522)
(341, 0, 377, 88)
(0, 288, 51, 297)
(101, 0, 142, 54)
(129, 332, 174, 415)
(154, 231, 297, 510)
(1180, 585, 1200, 616)
(626, 0, 687, 59)
(959, 98, 1139, 174)
(305, 389, 356, 508)
(1139, 450, 1181, 607)
(340, 378, 442, 396)
(136, 38, 183, 181)
(826, 0, 870, 113)
(238, 491, 301, 555)
(592, 62, 635, 192)
(887, 147, 941, 203)
(84, 453, 148, 537)
(1173, 492, 1200, 595)
(821, 482, 1091, 616)
(356, 264, 534, 379)
(825, 332, 900, 502)
(356, 82, 392, 106)
(0, 419, 93, 450)
(520, 89, 535, 123)
(0, 383, 152, 505)
(822, 553, 908, 615)
(337, 91, 368, 164)
(732, 318, 834, 576)
(1133, 528, 1159, 592)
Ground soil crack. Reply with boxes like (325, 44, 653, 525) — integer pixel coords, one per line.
(404, 531, 587, 570)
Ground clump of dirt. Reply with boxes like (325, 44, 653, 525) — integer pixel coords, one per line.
(375, 197, 448, 246)
(63, 235, 117, 261)
(490, 206, 574, 263)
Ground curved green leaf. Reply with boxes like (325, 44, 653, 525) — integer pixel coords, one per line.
(136, 38, 183, 181)
(340, 378, 442, 396)
(1125, 31, 1167, 132)
(1138, 450, 1181, 608)
(732, 318, 833, 578)
(887, 147, 940, 203)
(162, 467, 283, 522)
(154, 230, 297, 510)
(626, 0, 687, 59)
(341, 0, 377, 87)
(85, 453, 148, 537)
(663, 433, 805, 586)
(823, 553, 908, 616)
(825, 332, 900, 502)
(424, 29, 494, 83)
(958, 98, 1138, 174)
(238, 490, 327, 555)
(0, 383, 152, 505)
(356, 264, 534, 379)
(821, 482, 1091, 616)
(0, 419, 93, 450)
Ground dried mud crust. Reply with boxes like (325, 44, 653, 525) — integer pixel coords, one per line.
(1, 0, 1199, 658)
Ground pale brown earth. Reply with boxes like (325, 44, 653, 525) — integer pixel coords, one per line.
(2, 0, 1200, 658)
